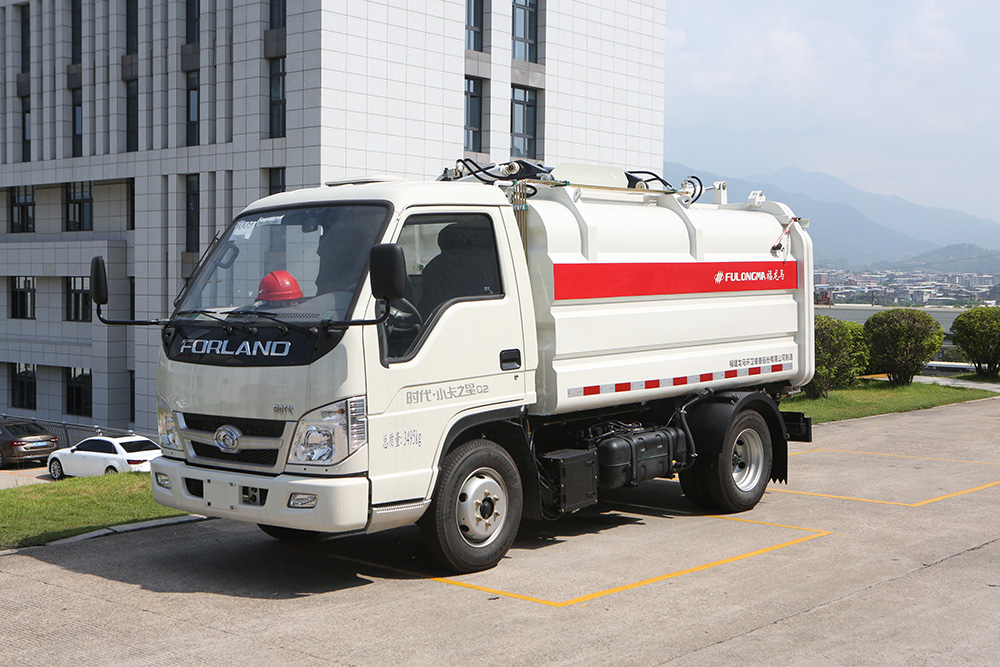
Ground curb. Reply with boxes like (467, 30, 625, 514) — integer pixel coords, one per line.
(0, 515, 212, 556)
(47, 514, 211, 545)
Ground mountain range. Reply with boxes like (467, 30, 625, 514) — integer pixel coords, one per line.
(662, 162, 1000, 271)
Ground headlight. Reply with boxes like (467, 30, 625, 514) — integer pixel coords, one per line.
(288, 397, 367, 466)
(157, 395, 183, 451)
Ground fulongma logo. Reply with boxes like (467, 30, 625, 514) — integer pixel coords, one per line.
(715, 269, 786, 284)
(179, 339, 292, 357)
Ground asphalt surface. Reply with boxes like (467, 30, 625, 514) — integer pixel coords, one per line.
(4, 396, 1000, 665)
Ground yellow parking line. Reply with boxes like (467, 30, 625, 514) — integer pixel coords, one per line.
(296, 515, 832, 608)
(770, 488, 912, 506)
(909, 480, 1000, 506)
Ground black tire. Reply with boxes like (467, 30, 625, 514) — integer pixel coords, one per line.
(421, 438, 523, 573)
(49, 458, 65, 480)
(0, 448, 6, 469)
(104, 466, 118, 474)
(257, 524, 324, 541)
(679, 465, 714, 510)
(701, 410, 772, 513)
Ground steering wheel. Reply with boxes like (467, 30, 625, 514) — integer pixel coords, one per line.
(387, 298, 423, 333)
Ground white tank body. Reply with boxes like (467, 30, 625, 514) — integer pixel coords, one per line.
(521, 169, 814, 416)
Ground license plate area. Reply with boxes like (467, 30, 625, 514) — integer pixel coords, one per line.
(203, 478, 239, 512)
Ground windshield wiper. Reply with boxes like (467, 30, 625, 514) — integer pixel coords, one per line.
(174, 309, 257, 335)
(243, 311, 318, 336)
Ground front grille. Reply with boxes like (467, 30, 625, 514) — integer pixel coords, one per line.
(182, 413, 287, 438)
(191, 441, 280, 466)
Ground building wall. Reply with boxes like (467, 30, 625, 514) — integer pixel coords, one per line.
(0, 0, 665, 431)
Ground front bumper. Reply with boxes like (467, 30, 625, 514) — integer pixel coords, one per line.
(150, 456, 370, 533)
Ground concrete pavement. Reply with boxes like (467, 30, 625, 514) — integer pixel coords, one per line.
(3, 396, 1000, 665)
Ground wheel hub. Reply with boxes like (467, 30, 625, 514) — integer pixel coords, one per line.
(455, 467, 506, 547)
(731, 428, 764, 492)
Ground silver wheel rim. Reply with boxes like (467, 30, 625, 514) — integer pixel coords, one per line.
(455, 466, 507, 548)
(731, 427, 764, 492)
(50, 460, 61, 477)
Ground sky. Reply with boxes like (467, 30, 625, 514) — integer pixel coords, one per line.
(663, 0, 1000, 221)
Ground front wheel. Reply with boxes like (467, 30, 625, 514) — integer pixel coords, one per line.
(702, 410, 773, 512)
(49, 458, 65, 480)
(421, 439, 523, 573)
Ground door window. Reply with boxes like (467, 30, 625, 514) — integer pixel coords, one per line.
(384, 213, 503, 361)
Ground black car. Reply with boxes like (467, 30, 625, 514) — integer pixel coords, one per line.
(0, 421, 60, 467)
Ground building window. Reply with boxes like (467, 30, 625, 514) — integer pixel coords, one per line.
(127, 179, 136, 230)
(186, 71, 200, 146)
(126, 79, 139, 152)
(269, 58, 286, 139)
(186, 174, 200, 253)
(10, 277, 36, 320)
(66, 182, 94, 231)
(465, 77, 484, 153)
(512, 0, 538, 63)
(10, 363, 37, 410)
(185, 0, 199, 44)
(66, 367, 93, 417)
(268, 168, 286, 195)
(72, 88, 84, 157)
(466, 0, 484, 51)
(11, 187, 35, 233)
(129, 276, 136, 318)
(71, 0, 82, 65)
(20, 4, 31, 74)
(270, 0, 286, 30)
(129, 370, 136, 422)
(21, 97, 31, 162)
(511, 86, 538, 159)
(126, 0, 139, 55)
(65, 277, 92, 322)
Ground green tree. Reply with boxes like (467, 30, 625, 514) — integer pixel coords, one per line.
(864, 309, 944, 385)
(805, 315, 869, 398)
(950, 306, 1000, 377)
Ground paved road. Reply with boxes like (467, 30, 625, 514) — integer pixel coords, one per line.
(0, 459, 50, 490)
(3, 397, 1000, 665)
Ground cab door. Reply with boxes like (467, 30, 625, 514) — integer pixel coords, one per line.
(363, 208, 528, 505)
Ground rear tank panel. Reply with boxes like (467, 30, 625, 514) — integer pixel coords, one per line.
(524, 182, 813, 416)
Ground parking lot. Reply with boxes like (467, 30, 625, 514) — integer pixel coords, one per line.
(3, 397, 1000, 665)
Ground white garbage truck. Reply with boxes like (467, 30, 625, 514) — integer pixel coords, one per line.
(91, 160, 814, 572)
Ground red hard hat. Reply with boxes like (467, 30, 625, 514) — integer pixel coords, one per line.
(257, 270, 303, 301)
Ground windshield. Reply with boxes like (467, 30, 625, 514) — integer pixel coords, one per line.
(175, 204, 390, 324)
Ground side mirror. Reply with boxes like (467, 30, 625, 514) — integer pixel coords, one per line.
(369, 244, 406, 301)
(90, 256, 109, 306)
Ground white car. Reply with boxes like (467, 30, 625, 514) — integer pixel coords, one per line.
(47, 435, 162, 479)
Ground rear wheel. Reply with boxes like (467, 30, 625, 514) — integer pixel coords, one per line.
(421, 439, 523, 573)
(49, 458, 65, 480)
(104, 466, 118, 475)
(257, 524, 324, 541)
(702, 410, 772, 512)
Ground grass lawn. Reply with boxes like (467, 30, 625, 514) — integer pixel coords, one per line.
(954, 373, 1000, 384)
(783, 379, 996, 424)
(0, 472, 187, 550)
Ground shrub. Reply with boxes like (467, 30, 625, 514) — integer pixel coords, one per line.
(804, 315, 870, 398)
(941, 346, 969, 363)
(864, 309, 944, 385)
(950, 306, 1000, 377)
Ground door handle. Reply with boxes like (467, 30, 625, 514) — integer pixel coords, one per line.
(499, 348, 521, 371)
